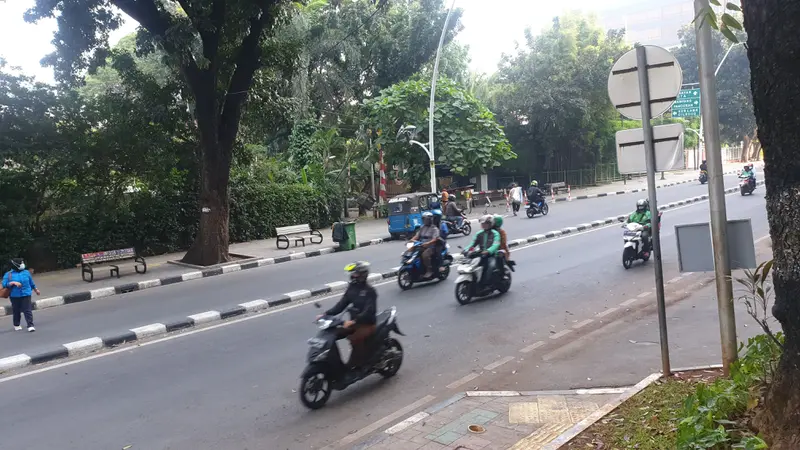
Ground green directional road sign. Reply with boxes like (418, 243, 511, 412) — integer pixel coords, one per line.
(671, 88, 701, 118)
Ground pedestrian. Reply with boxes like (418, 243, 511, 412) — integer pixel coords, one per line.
(2, 258, 40, 332)
(510, 183, 523, 216)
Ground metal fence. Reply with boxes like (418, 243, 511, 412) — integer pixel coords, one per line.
(539, 163, 646, 188)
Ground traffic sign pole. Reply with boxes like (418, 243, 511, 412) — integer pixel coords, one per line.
(635, 45, 671, 377)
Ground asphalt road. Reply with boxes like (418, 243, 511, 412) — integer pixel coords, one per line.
(0, 187, 769, 450)
(0, 172, 752, 361)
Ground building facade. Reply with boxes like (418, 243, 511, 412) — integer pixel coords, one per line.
(598, 0, 695, 49)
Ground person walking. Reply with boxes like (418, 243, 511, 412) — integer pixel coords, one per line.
(509, 183, 523, 216)
(2, 258, 40, 332)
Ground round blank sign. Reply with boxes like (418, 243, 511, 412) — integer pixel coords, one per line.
(607, 45, 683, 121)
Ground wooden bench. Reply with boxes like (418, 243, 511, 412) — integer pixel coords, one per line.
(276, 224, 323, 250)
(81, 248, 147, 283)
(546, 182, 567, 194)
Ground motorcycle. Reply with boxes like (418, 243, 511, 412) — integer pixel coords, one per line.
(397, 241, 453, 290)
(699, 170, 708, 184)
(444, 215, 472, 236)
(621, 212, 662, 270)
(525, 198, 549, 218)
(299, 304, 405, 410)
(454, 248, 514, 305)
(739, 174, 756, 196)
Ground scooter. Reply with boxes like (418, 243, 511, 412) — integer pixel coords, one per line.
(621, 212, 662, 269)
(299, 304, 405, 410)
(397, 241, 453, 290)
(454, 248, 514, 305)
(699, 170, 708, 184)
(739, 174, 756, 196)
(444, 215, 472, 236)
(525, 198, 549, 218)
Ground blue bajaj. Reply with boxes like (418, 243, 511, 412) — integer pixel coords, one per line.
(397, 241, 453, 290)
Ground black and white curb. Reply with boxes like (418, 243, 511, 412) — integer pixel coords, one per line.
(2, 175, 738, 318)
(0, 184, 763, 374)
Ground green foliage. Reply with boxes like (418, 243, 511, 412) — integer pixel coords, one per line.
(676, 334, 782, 449)
(288, 119, 322, 169)
(363, 76, 515, 188)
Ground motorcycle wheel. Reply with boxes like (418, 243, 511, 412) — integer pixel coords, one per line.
(438, 264, 451, 281)
(397, 270, 414, 291)
(455, 281, 473, 305)
(461, 222, 472, 236)
(299, 366, 332, 410)
(526, 208, 535, 218)
(378, 338, 404, 378)
(622, 247, 636, 270)
(740, 186, 746, 196)
(541, 203, 549, 216)
(497, 268, 512, 294)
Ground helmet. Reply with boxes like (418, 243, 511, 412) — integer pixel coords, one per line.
(743, 164, 749, 170)
(636, 198, 648, 212)
(530, 180, 539, 187)
(345, 261, 370, 284)
(431, 209, 443, 217)
(480, 214, 494, 228)
(422, 211, 433, 226)
(493, 214, 504, 228)
(702, 160, 707, 164)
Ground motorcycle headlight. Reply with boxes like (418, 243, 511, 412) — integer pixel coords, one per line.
(406, 242, 414, 250)
(317, 320, 333, 330)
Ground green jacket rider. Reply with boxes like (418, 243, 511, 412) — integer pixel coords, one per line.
(467, 215, 501, 255)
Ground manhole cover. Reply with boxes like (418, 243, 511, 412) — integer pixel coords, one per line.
(468, 424, 485, 434)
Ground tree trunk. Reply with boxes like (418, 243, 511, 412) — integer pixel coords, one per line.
(743, 1, 800, 447)
(742, 134, 752, 162)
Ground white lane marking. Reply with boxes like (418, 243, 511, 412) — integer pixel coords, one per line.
(446, 372, 480, 390)
(597, 307, 619, 318)
(63, 337, 104, 355)
(181, 271, 203, 281)
(0, 354, 31, 372)
(550, 329, 573, 340)
(188, 311, 221, 324)
(239, 299, 269, 312)
(484, 356, 515, 371)
(385, 411, 430, 435)
(667, 276, 683, 284)
(572, 319, 594, 329)
(520, 341, 545, 354)
(637, 292, 652, 298)
(335, 395, 436, 446)
(90, 287, 115, 299)
(466, 391, 520, 397)
(576, 387, 629, 395)
(130, 323, 167, 339)
(620, 298, 639, 307)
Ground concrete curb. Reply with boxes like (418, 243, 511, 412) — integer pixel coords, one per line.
(2, 174, 741, 318)
(0, 183, 763, 374)
(541, 364, 725, 449)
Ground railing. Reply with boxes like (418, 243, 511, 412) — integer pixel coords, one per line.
(539, 163, 646, 188)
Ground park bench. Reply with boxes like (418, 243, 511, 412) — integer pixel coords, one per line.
(276, 224, 324, 250)
(546, 182, 567, 194)
(81, 248, 147, 283)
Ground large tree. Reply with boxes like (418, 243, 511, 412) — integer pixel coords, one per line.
(741, 1, 800, 447)
(26, 0, 305, 266)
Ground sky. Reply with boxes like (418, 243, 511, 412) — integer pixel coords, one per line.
(0, 0, 639, 83)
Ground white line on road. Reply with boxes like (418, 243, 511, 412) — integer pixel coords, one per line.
(620, 298, 638, 307)
(572, 319, 594, 329)
(385, 411, 430, 435)
(520, 341, 545, 354)
(446, 372, 480, 390)
(335, 395, 436, 447)
(597, 307, 619, 318)
(667, 276, 683, 284)
(484, 356, 515, 371)
(637, 292, 652, 298)
(550, 329, 573, 340)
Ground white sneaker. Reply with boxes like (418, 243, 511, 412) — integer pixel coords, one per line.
(14, 326, 22, 331)
(27, 326, 35, 332)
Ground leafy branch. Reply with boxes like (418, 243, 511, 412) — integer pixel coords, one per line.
(694, 1, 744, 43)
(733, 260, 784, 350)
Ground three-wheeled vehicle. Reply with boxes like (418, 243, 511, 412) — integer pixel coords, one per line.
(387, 192, 440, 239)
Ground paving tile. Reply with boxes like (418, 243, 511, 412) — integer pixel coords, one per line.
(449, 434, 492, 449)
(508, 401, 540, 424)
(432, 430, 462, 445)
(537, 396, 571, 424)
(419, 441, 447, 450)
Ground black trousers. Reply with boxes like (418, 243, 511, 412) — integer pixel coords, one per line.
(11, 296, 34, 327)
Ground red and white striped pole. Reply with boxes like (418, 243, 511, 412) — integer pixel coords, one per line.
(551, 187, 555, 202)
(379, 147, 387, 203)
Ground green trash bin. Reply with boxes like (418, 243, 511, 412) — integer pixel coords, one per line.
(340, 222, 357, 251)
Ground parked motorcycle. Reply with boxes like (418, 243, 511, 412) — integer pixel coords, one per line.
(621, 212, 662, 269)
(397, 241, 453, 290)
(739, 174, 756, 196)
(444, 215, 472, 236)
(454, 248, 514, 305)
(299, 305, 405, 410)
(525, 198, 549, 218)
(699, 170, 708, 184)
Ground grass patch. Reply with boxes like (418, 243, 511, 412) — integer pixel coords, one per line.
(565, 376, 709, 449)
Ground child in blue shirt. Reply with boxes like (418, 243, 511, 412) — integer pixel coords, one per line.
(2, 258, 40, 331)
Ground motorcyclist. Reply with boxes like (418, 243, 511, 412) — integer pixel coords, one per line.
(319, 261, 377, 379)
(431, 209, 449, 270)
(493, 214, 510, 263)
(741, 164, 756, 189)
(465, 215, 501, 286)
(445, 198, 465, 229)
(526, 180, 545, 210)
(626, 199, 653, 253)
(410, 212, 440, 278)
(699, 160, 708, 172)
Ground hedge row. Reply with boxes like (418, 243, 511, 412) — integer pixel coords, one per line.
(2, 175, 341, 271)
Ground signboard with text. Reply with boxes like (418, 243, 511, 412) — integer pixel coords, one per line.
(671, 88, 701, 118)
